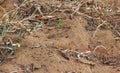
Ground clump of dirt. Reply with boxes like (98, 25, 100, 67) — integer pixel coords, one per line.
(0, 0, 120, 73)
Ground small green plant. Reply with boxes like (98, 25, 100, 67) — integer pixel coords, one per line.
(0, 25, 14, 52)
(0, 25, 7, 41)
(55, 18, 63, 28)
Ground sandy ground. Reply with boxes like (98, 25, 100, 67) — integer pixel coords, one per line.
(0, 0, 120, 73)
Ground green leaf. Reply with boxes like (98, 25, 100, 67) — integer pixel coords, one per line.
(55, 18, 63, 28)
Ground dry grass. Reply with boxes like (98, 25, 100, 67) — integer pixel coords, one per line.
(0, 0, 119, 66)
